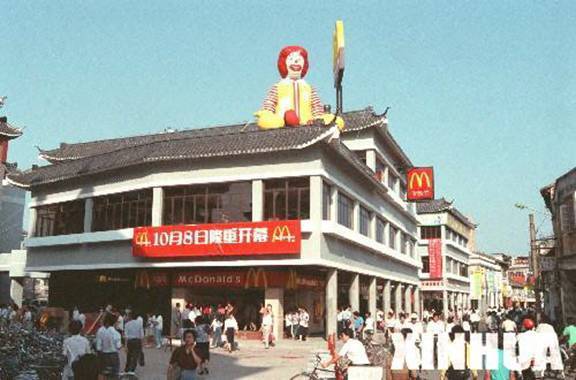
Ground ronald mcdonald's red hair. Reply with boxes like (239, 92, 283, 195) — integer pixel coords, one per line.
(277, 46, 309, 78)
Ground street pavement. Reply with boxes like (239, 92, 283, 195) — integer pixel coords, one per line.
(120, 338, 566, 380)
(123, 337, 330, 380)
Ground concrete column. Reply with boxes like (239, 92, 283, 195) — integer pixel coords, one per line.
(352, 201, 360, 232)
(10, 278, 24, 307)
(309, 176, 323, 258)
(456, 293, 463, 310)
(383, 280, 391, 314)
(251, 180, 264, 222)
(83, 198, 93, 233)
(405, 285, 413, 315)
(152, 187, 164, 226)
(395, 283, 403, 314)
(330, 187, 338, 223)
(325, 269, 338, 338)
(349, 273, 360, 311)
(414, 287, 421, 317)
(265, 288, 284, 341)
(442, 289, 449, 316)
(28, 207, 37, 237)
(368, 277, 377, 317)
(366, 149, 377, 171)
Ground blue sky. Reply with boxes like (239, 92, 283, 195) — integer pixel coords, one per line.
(2, 1, 574, 254)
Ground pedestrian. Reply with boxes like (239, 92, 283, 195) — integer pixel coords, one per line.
(95, 313, 121, 377)
(298, 307, 310, 341)
(172, 303, 182, 338)
(224, 313, 238, 353)
(210, 315, 223, 348)
(182, 304, 192, 330)
(168, 329, 202, 380)
(284, 309, 292, 339)
(72, 306, 86, 328)
(364, 312, 375, 337)
(501, 313, 517, 333)
(62, 320, 91, 380)
(22, 306, 33, 330)
(194, 315, 211, 374)
(353, 311, 364, 338)
(261, 304, 274, 349)
(470, 309, 480, 332)
(561, 317, 576, 371)
(321, 328, 370, 368)
(124, 312, 144, 373)
(154, 312, 164, 348)
(291, 309, 300, 339)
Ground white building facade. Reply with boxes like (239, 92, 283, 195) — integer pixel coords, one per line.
(416, 199, 475, 316)
(9, 108, 422, 337)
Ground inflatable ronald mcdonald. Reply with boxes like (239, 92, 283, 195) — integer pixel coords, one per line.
(255, 46, 344, 130)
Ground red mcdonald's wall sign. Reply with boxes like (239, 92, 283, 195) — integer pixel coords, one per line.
(132, 220, 301, 258)
(407, 167, 434, 201)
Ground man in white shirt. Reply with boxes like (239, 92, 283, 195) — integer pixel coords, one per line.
(426, 312, 445, 334)
(154, 313, 164, 348)
(96, 313, 122, 377)
(124, 312, 144, 373)
(502, 314, 517, 332)
(406, 313, 424, 337)
(322, 328, 370, 368)
(298, 308, 310, 341)
(62, 320, 91, 380)
(364, 312, 375, 337)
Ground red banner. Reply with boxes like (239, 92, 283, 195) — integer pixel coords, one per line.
(407, 167, 434, 201)
(132, 220, 301, 258)
(428, 238, 442, 279)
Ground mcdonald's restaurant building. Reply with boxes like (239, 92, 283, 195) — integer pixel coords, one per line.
(8, 107, 422, 337)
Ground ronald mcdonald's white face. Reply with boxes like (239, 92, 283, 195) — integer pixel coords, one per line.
(286, 52, 305, 80)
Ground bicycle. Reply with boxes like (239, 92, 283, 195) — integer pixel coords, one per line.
(290, 353, 337, 380)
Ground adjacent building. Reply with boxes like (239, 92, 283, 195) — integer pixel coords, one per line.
(541, 167, 576, 324)
(7, 107, 423, 337)
(468, 252, 508, 313)
(506, 256, 536, 308)
(0, 116, 26, 305)
(416, 198, 475, 316)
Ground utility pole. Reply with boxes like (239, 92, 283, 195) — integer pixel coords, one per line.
(529, 213, 542, 319)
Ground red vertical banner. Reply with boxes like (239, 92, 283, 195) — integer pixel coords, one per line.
(428, 238, 443, 279)
(0, 141, 8, 162)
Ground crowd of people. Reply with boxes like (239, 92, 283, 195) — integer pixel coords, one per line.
(323, 304, 576, 380)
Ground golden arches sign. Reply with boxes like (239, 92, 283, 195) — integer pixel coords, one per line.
(271, 225, 295, 242)
(134, 270, 151, 289)
(409, 171, 431, 189)
(245, 268, 268, 289)
(135, 231, 151, 247)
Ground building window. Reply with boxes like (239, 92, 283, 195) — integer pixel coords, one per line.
(337, 192, 354, 229)
(34, 200, 85, 237)
(422, 256, 430, 273)
(420, 226, 441, 239)
(322, 182, 332, 221)
(264, 178, 310, 220)
(359, 206, 371, 236)
(376, 218, 386, 244)
(389, 225, 397, 249)
(93, 189, 153, 231)
(409, 239, 416, 258)
(460, 264, 468, 277)
(353, 150, 367, 165)
(400, 233, 407, 254)
(375, 160, 386, 184)
(400, 183, 407, 200)
(388, 172, 397, 190)
(560, 198, 576, 232)
(164, 181, 252, 225)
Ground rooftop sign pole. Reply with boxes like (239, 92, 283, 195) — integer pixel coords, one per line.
(333, 20, 345, 114)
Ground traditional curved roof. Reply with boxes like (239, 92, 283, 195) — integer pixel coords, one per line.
(0, 117, 23, 140)
(8, 108, 393, 189)
(416, 198, 476, 229)
(38, 107, 385, 163)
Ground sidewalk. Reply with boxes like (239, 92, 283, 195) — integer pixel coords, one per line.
(124, 337, 329, 380)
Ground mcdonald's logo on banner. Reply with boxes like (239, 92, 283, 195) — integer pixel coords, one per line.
(272, 225, 296, 243)
(407, 167, 434, 201)
(286, 270, 298, 289)
(134, 270, 151, 289)
(245, 268, 268, 288)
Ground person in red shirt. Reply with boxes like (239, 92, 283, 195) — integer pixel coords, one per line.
(168, 329, 202, 380)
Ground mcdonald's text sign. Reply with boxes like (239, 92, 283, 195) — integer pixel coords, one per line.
(132, 220, 301, 258)
(407, 167, 434, 201)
